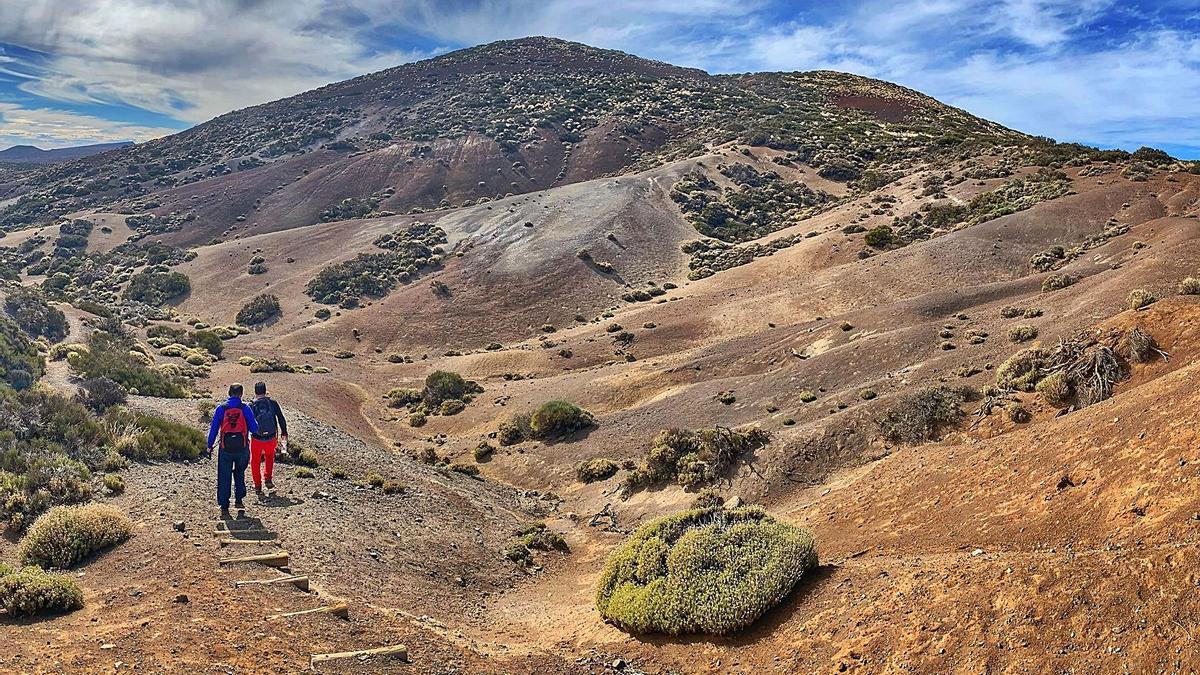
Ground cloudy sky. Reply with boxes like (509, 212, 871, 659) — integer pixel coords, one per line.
(0, 0, 1197, 157)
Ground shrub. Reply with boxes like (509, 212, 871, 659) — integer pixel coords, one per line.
(1127, 288, 1156, 310)
(4, 287, 68, 342)
(330, 467, 347, 479)
(1179, 278, 1200, 295)
(438, 399, 465, 416)
(382, 480, 405, 494)
(129, 414, 206, 460)
(1006, 404, 1031, 423)
(409, 411, 427, 427)
(124, 271, 190, 306)
(102, 473, 125, 494)
(449, 462, 480, 477)
(365, 473, 385, 488)
(190, 330, 223, 357)
(498, 414, 532, 445)
(71, 332, 186, 398)
(859, 388, 877, 401)
(422, 370, 478, 406)
(18, 503, 133, 569)
(1008, 325, 1038, 343)
(863, 225, 894, 248)
(0, 564, 83, 616)
(1042, 273, 1076, 292)
(878, 386, 966, 444)
(622, 427, 770, 496)
(504, 523, 568, 567)
(529, 400, 595, 440)
(996, 348, 1050, 391)
(472, 442, 495, 462)
(1036, 371, 1073, 408)
(75, 376, 127, 413)
(576, 458, 619, 483)
(1123, 327, 1160, 363)
(690, 488, 724, 510)
(595, 506, 817, 635)
(0, 314, 44, 390)
(1000, 305, 1023, 319)
(235, 294, 281, 326)
(294, 467, 315, 478)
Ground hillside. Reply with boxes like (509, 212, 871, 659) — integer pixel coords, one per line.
(1, 36, 1199, 674)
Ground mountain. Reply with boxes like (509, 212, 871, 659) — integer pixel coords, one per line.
(0, 141, 133, 164)
(2, 37, 1200, 673)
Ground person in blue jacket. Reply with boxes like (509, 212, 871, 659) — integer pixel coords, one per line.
(207, 383, 258, 518)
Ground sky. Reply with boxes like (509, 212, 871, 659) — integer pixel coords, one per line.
(0, 0, 1198, 158)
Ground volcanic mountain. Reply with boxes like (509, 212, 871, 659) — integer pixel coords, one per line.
(0, 37, 1198, 674)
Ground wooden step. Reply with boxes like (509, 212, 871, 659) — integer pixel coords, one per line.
(266, 602, 348, 621)
(311, 644, 407, 667)
(219, 551, 289, 568)
(219, 537, 281, 547)
(234, 575, 309, 591)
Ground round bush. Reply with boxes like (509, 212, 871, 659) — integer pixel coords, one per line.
(0, 564, 83, 616)
(1128, 288, 1156, 310)
(18, 503, 133, 569)
(529, 400, 595, 439)
(595, 506, 817, 635)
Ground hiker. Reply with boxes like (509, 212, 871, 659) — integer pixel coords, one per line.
(207, 383, 258, 518)
(249, 381, 289, 495)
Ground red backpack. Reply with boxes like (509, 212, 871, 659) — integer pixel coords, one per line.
(220, 405, 248, 452)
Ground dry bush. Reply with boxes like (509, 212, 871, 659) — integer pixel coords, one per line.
(576, 458, 619, 483)
(877, 386, 967, 444)
(1035, 371, 1073, 408)
(1122, 327, 1161, 363)
(1127, 288, 1156, 310)
(1007, 325, 1038, 343)
(18, 503, 133, 569)
(621, 427, 770, 497)
(1179, 278, 1200, 295)
(595, 506, 817, 635)
(1042, 273, 1076, 292)
(504, 523, 568, 567)
(996, 348, 1050, 391)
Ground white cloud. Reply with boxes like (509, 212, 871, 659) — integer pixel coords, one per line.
(0, 102, 178, 148)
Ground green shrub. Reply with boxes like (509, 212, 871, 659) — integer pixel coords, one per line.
(422, 370, 477, 405)
(365, 473, 385, 488)
(859, 388, 877, 401)
(439, 399, 465, 416)
(71, 332, 186, 398)
(294, 467, 315, 478)
(622, 427, 769, 497)
(330, 467, 347, 479)
(528, 400, 595, 440)
(276, 440, 318, 467)
(190, 330, 223, 356)
(409, 411, 427, 427)
(450, 462, 480, 477)
(1036, 371, 1073, 408)
(595, 506, 817, 635)
(1128, 288, 1156, 310)
(863, 225, 894, 248)
(129, 414, 206, 460)
(689, 488, 725, 510)
(75, 376, 127, 413)
(382, 480, 405, 494)
(4, 287, 68, 342)
(386, 387, 422, 408)
(0, 564, 83, 616)
(18, 503, 132, 569)
(877, 386, 967, 444)
(504, 523, 568, 567)
(102, 473, 125, 495)
(235, 294, 281, 326)
(472, 442, 495, 461)
(576, 458, 619, 483)
(1179, 278, 1200, 295)
(1008, 325, 1038, 343)
(498, 414, 532, 445)
(0, 314, 44, 390)
(124, 271, 190, 306)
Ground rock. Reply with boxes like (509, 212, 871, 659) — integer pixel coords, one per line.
(100, 644, 115, 650)
(173, 521, 186, 532)
(971, 548, 984, 557)
(174, 594, 189, 604)
(612, 658, 626, 670)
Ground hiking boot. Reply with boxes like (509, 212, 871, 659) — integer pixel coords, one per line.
(254, 485, 264, 496)
(234, 500, 245, 511)
(220, 506, 231, 519)
(264, 479, 275, 491)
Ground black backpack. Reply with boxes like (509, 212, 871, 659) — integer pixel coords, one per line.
(250, 398, 278, 440)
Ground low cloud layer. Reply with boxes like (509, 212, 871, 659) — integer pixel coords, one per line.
(0, 0, 1196, 156)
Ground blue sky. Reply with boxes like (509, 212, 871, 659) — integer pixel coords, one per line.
(1, 1, 1198, 157)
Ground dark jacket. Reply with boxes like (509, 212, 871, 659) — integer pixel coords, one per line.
(207, 397, 259, 449)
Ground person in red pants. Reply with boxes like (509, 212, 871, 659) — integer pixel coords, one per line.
(249, 381, 289, 494)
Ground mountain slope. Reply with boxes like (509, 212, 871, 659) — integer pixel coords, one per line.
(0, 141, 132, 164)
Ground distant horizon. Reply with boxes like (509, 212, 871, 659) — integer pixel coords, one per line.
(2, 1, 1198, 158)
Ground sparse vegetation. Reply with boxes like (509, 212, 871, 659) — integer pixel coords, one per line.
(124, 271, 190, 306)
(1127, 288, 1156, 310)
(305, 222, 446, 307)
(1042, 273, 1076, 292)
(18, 503, 132, 569)
(595, 506, 817, 635)
(1008, 325, 1038, 343)
(102, 473, 125, 495)
(70, 331, 187, 398)
(504, 523, 568, 567)
(4, 286, 68, 342)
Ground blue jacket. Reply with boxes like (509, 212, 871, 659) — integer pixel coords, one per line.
(207, 397, 259, 449)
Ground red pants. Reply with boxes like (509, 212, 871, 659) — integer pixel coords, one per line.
(250, 437, 277, 488)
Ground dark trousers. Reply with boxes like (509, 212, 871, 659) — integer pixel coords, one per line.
(216, 446, 250, 507)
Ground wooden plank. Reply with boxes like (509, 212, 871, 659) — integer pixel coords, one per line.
(218, 551, 289, 567)
(234, 575, 309, 591)
(219, 538, 281, 547)
(267, 602, 348, 621)
(310, 644, 407, 667)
